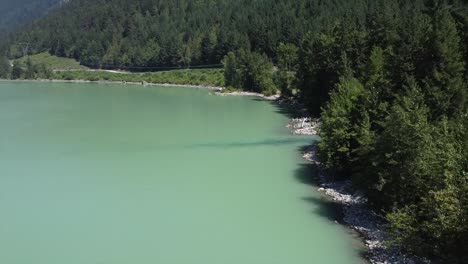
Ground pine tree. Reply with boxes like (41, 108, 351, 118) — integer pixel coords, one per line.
(201, 31, 217, 64)
(368, 79, 433, 209)
(25, 58, 35, 79)
(0, 56, 11, 78)
(319, 77, 365, 174)
(11, 62, 23, 79)
(276, 43, 298, 95)
(425, 6, 466, 119)
(223, 51, 238, 88)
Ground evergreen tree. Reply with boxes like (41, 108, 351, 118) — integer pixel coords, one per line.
(0, 56, 11, 78)
(11, 62, 23, 79)
(201, 31, 217, 64)
(276, 43, 298, 95)
(388, 117, 468, 262)
(319, 77, 365, 174)
(223, 49, 277, 95)
(425, 6, 466, 119)
(25, 58, 35, 79)
(223, 51, 238, 88)
(367, 80, 434, 209)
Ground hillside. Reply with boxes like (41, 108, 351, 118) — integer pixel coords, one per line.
(0, 0, 64, 37)
(15, 53, 88, 70)
(4, 0, 426, 67)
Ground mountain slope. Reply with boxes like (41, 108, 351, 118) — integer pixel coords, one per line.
(0, 0, 64, 37)
(5, 0, 427, 68)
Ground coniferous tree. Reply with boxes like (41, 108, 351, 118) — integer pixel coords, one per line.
(11, 62, 23, 79)
(223, 52, 238, 88)
(0, 56, 11, 78)
(25, 58, 35, 79)
(319, 77, 365, 174)
(425, 6, 466, 119)
(276, 43, 298, 95)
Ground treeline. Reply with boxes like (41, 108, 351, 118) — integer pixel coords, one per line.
(222, 0, 468, 262)
(0, 57, 223, 87)
(303, 2, 468, 263)
(218, 7, 467, 262)
(223, 43, 298, 96)
(4, 0, 395, 68)
(0, 57, 52, 80)
(2, 0, 468, 262)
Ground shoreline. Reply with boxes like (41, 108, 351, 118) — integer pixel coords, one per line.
(0, 78, 282, 100)
(0, 78, 225, 91)
(287, 117, 423, 264)
(214, 90, 280, 101)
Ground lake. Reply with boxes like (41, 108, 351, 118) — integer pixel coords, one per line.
(0, 81, 365, 264)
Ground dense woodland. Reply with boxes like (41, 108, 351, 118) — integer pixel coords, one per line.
(0, 0, 62, 38)
(1, 0, 468, 262)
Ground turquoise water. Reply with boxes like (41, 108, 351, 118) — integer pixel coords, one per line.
(0, 81, 365, 264)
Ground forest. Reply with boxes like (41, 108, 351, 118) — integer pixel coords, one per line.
(0, 0, 467, 262)
(0, 0, 62, 38)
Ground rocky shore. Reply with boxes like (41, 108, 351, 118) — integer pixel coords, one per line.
(286, 117, 321, 135)
(289, 117, 424, 264)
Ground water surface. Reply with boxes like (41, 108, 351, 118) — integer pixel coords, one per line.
(0, 81, 365, 264)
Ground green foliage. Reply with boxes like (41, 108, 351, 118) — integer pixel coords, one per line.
(25, 58, 35, 79)
(424, 7, 466, 119)
(243, 52, 277, 95)
(223, 50, 277, 95)
(387, 117, 468, 261)
(367, 81, 435, 208)
(0, 56, 11, 78)
(365, 47, 389, 95)
(276, 43, 298, 95)
(297, 23, 367, 115)
(15, 53, 88, 70)
(223, 52, 239, 88)
(50, 69, 224, 87)
(4, 0, 380, 69)
(313, 2, 468, 261)
(0, 0, 61, 38)
(319, 77, 365, 173)
(11, 63, 23, 79)
(277, 43, 298, 72)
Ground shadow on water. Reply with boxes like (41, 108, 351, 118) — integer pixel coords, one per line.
(243, 98, 369, 261)
(294, 162, 343, 222)
(183, 137, 309, 150)
(293, 152, 370, 263)
(251, 97, 308, 118)
(263, 98, 370, 262)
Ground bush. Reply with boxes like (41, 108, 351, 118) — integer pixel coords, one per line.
(223, 49, 277, 94)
